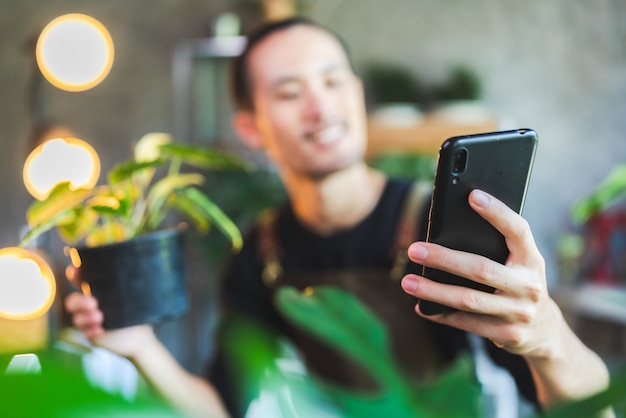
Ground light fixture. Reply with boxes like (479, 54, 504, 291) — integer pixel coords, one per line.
(36, 13, 114, 92)
(0, 247, 56, 321)
(23, 137, 101, 201)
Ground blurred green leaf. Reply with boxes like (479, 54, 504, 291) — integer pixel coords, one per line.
(144, 173, 205, 230)
(159, 143, 252, 171)
(275, 286, 482, 418)
(571, 164, 626, 225)
(173, 187, 243, 250)
(25, 182, 92, 228)
(276, 286, 395, 384)
(108, 158, 166, 184)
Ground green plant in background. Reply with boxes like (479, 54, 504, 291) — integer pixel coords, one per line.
(361, 61, 423, 106)
(435, 65, 482, 102)
(195, 169, 287, 266)
(368, 152, 437, 182)
(19, 133, 249, 250)
(571, 164, 626, 225)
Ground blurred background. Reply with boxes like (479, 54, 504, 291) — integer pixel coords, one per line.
(1, 0, 625, 378)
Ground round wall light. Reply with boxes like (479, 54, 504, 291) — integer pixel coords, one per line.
(36, 13, 114, 92)
(0, 247, 56, 321)
(23, 137, 101, 201)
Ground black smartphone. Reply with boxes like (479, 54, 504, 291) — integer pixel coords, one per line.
(419, 129, 538, 316)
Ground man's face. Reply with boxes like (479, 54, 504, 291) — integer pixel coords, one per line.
(247, 25, 368, 178)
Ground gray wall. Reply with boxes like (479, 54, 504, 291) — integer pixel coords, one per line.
(1, 0, 625, 371)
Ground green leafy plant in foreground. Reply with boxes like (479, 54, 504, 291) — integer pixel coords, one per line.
(19, 133, 249, 249)
(274, 286, 482, 418)
(272, 286, 625, 418)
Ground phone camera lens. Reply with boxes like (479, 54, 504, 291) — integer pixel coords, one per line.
(452, 149, 468, 174)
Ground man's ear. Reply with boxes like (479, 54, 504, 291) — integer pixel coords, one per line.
(232, 111, 263, 150)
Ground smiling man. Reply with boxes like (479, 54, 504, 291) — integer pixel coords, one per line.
(66, 16, 612, 418)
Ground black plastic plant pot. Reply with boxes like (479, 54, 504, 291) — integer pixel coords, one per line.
(74, 228, 190, 329)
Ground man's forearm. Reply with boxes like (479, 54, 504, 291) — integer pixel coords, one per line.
(131, 336, 230, 418)
(527, 310, 613, 417)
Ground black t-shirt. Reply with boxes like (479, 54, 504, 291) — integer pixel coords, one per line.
(211, 177, 538, 414)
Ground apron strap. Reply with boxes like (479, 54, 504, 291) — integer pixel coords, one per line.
(257, 180, 433, 286)
(389, 180, 432, 280)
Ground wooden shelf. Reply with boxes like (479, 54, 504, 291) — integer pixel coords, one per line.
(554, 283, 626, 326)
(553, 283, 626, 362)
(365, 112, 498, 159)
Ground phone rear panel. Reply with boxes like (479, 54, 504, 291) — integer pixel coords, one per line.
(420, 129, 538, 315)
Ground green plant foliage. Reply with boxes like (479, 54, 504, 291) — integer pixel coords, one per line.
(368, 152, 437, 181)
(436, 66, 482, 102)
(571, 164, 626, 225)
(193, 169, 287, 267)
(0, 355, 182, 417)
(274, 286, 483, 418)
(19, 133, 250, 249)
(361, 62, 422, 105)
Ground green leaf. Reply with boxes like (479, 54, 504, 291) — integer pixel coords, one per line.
(108, 158, 166, 184)
(275, 286, 397, 384)
(57, 207, 99, 245)
(144, 173, 206, 229)
(85, 221, 132, 246)
(88, 195, 131, 217)
(25, 182, 92, 227)
(174, 187, 243, 250)
(20, 182, 93, 246)
(159, 143, 252, 171)
(274, 286, 482, 418)
(571, 165, 626, 225)
(19, 209, 75, 247)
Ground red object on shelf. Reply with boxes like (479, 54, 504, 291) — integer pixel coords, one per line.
(581, 209, 626, 284)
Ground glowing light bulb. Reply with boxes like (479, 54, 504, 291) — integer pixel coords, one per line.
(23, 137, 101, 200)
(36, 13, 114, 92)
(0, 248, 56, 320)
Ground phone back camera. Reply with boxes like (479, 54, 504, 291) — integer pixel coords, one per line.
(451, 148, 468, 174)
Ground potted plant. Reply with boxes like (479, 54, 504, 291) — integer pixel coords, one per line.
(561, 164, 626, 284)
(361, 61, 424, 127)
(19, 132, 250, 328)
(431, 65, 492, 125)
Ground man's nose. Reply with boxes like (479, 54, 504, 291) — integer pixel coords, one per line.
(302, 88, 334, 122)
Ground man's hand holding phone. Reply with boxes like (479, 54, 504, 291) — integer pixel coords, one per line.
(400, 189, 557, 357)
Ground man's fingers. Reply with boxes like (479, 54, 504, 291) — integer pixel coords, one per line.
(468, 189, 542, 266)
(64, 292, 99, 312)
(407, 241, 520, 291)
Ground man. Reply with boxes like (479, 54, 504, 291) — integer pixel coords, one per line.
(66, 17, 611, 418)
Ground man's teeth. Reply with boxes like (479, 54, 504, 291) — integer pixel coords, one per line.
(314, 124, 343, 143)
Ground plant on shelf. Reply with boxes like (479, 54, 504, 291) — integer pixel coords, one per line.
(361, 61, 423, 106)
(18, 132, 250, 328)
(435, 65, 482, 103)
(571, 164, 626, 226)
(560, 164, 626, 284)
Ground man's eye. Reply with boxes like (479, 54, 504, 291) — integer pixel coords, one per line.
(326, 75, 345, 89)
(325, 74, 346, 87)
(276, 89, 301, 100)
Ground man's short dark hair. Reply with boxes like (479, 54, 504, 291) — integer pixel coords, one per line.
(230, 17, 355, 112)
